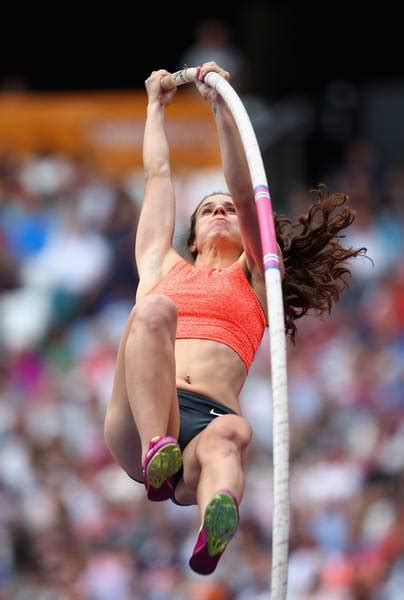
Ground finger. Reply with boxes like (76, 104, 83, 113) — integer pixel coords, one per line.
(199, 63, 230, 82)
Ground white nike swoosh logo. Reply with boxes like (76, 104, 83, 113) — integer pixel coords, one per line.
(210, 408, 224, 417)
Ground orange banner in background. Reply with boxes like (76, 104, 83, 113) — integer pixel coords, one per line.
(0, 91, 221, 174)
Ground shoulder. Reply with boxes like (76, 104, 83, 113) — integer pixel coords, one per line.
(136, 248, 187, 301)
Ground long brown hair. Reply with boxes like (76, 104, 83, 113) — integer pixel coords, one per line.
(276, 185, 368, 341)
(185, 186, 367, 341)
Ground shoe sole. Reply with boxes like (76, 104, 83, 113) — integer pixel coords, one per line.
(146, 443, 182, 489)
(204, 492, 239, 556)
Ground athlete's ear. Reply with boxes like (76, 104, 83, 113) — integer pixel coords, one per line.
(189, 242, 197, 253)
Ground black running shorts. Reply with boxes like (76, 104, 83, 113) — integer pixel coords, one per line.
(176, 388, 237, 450)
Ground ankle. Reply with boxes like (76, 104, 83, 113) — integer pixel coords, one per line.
(142, 436, 161, 463)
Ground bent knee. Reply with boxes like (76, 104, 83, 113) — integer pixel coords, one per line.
(197, 415, 252, 459)
(206, 415, 252, 445)
(133, 294, 177, 333)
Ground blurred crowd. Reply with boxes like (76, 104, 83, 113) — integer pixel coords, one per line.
(1, 138, 404, 599)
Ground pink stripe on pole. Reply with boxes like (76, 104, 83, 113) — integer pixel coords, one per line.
(254, 185, 279, 269)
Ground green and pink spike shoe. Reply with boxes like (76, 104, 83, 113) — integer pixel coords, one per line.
(142, 436, 182, 502)
(189, 489, 239, 575)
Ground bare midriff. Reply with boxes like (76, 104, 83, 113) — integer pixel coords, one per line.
(174, 338, 247, 413)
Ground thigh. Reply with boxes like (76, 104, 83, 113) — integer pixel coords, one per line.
(124, 298, 180, 440)
(104, 309, 144, 479)
(106, 308, 138, 422)
(104, 307, 180, 480)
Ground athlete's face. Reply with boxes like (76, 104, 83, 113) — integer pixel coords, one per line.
(190, 194, 243, 255)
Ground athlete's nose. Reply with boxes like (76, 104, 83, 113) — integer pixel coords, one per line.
(212, 204, 227, 215)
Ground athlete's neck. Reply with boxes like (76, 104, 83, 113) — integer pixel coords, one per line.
(194, 248, 241, 270)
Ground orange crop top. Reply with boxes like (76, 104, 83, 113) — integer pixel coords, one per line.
(146, 259, 267, 370)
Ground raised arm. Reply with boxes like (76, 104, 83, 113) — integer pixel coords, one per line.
(135, 70, 177, 277)
(195, 62, 264, 275)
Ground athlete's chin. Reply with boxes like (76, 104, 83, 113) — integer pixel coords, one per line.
(209, 230, 232, 240)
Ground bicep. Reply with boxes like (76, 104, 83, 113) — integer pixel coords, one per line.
(235, 202, 264, 275)
(135, 175, 176, 274)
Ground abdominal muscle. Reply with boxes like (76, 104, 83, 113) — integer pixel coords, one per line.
(174, 338, 247, 413)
